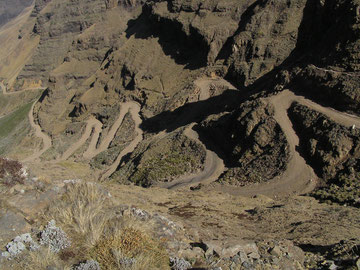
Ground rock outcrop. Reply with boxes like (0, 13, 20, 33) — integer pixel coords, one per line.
(289, 102, 360, 206)
(199, 99, 289, 185)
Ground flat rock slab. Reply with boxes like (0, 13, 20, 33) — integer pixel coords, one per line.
(7, 189, 59, 218)
(0, 210, 31, 244)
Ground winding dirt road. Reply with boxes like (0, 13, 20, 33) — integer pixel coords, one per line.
(52, 100, 143, 182)
(0, 82, 52, 162)
(154, 77, 232, 190)
(159, 76, 360, 197)
(100, 102, 143, 180)
(0, 81, 46, 96)
(83, 102, 138, 159)
(159, 123, 225, 189)
(217, 89, 360, 198)
(8, 73, 360, 198)
(23, 100, 52, 162)
(58, 117, 102, 161)
(59, 102, 143, 168)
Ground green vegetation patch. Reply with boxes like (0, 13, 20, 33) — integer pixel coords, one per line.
(0, 101, 33, 155)
(0, 102, 32, 139)
(312, 173, 360, 207)
(90, 144, 127, 169)
(131, 150, 201, 187)
(114, 130, 206, 187)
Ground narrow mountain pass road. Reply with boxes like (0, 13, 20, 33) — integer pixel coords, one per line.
(100, 102, 143, 180)
(83, 102, 137, 159)
(218, 89, 360, 198)
(0, 82, 52, 162)
(57, 117, 102, 161)
(158, 123, 225, 190)
(156, 76, 234, 189)
(58, 102, 143, 168)
(0, 81, 46, 96)
(23, 100, 52, 162)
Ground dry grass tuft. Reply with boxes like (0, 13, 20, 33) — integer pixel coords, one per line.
(91, 225, 170, 270)
(3, 247, 72, 270)
(46, 181, 113, 251)
(32, 181, 171, 269)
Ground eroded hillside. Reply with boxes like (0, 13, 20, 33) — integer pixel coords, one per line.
(1, 0, 360, 269)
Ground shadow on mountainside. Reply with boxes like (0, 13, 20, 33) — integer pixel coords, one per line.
(219, 0, 326, 90)
(139, 0, 324, 164)
(125, 5, 209, 70)
(140, 89, 246, 134)
(138, 0, 358, 176)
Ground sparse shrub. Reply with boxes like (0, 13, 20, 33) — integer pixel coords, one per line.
(312, 173, 360, 207)
(91, 226, 170, 270)
(0, 157, 27, 186)
(40, 220, 71, 253)
(38, 182, 171, 270)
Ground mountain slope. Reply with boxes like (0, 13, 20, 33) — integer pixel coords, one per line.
(1, 0, 360, 269)
(0, 0, 33, 27)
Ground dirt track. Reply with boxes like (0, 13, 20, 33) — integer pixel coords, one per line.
(156, 77, 231, 189)
(0, 82, 46, 96)
(159, 123, 225, 189)
(10, 75, 360, 197)
(213, 89, 360, 198)
(58, 117, 102, 161)
(23, 100, 52, 162)
(162, 79, 360, 197)
(83, 102, 138, 159)
(53, 99, 143, 181)
(58, 102, 143, 177)
(100, 102, 143, 180)
(0, 82, 52, 162)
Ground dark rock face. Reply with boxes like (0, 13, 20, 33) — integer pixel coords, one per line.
(147, 0, 258, 67)
(224, 0, 308, 87)
(306, 0, 360, 71)
(0, 0, 33, 27)
(291, 65, 360, 114)
(289, 102, 360, 206)
(10, 0, 360, 115)
(199, 99, 289, 185)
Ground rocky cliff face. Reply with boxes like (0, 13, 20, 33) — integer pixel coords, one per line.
(289, 102, 360, 206)
(15, 0, 108, 89)
(198, 99, 289, 185)
(224, 0, 308, 87)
